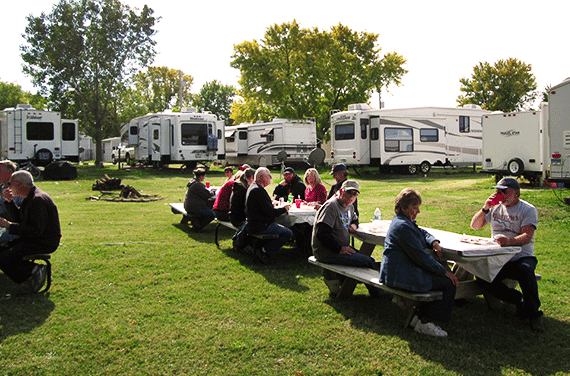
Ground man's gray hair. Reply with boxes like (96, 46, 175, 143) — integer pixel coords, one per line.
(254, 167, 270, 182)
(0, 160, 17, 173)
(11, 170, 34, 187)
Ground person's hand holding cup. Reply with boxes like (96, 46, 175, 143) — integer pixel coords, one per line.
(487, 191, 505, 207)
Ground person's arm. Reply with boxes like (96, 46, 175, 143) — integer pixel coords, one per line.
(471, 192, 502, 229)
(393, 222, 447, 276)
(495, 225, 535, 247)
(315, 222, 343, 254)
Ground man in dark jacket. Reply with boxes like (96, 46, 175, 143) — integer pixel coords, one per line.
(0, 170, 61, 293)
(183, 168, 215, 231)
(246, 167, 293, 263)
(273, 167, 306, 201)
(327, 163, 358, 217)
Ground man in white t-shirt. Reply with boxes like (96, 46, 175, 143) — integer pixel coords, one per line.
(471, 177, 543, 332)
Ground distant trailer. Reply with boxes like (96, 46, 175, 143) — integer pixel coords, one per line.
(121, 107, 225, 169)
(330, 103, 490, 174)
(481, 105, 549, 186)
(224, 118, 318, 167)
(0, 104, 79, 166)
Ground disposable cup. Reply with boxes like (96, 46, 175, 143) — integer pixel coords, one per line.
(295, 199, 301, 208)
(205, 181, 210, 188)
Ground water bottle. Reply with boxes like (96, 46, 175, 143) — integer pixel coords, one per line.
(374, 208, 381, 222)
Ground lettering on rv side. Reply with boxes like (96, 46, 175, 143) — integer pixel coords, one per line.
(26, 114, 43, 120)
(500, 129, 520, 137)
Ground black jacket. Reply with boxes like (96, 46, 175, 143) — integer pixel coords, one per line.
(245, 182, 287, 234)
(273, 175, 306, 201)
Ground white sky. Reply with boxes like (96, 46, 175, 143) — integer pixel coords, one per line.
(2, 0, 568, 110)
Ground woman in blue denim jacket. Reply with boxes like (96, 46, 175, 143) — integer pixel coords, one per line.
(380, 188, 458, 337)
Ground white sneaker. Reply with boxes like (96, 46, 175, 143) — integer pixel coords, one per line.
(414, 320, 448, 337)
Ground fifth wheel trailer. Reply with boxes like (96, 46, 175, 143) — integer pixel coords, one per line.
(0, 104, 79, 166)
(224, 118, 317, 167)
(121, 108, 225, 169)
(330, 103, 490, 174)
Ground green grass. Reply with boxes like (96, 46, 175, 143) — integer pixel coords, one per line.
(1, 164, 569, 375)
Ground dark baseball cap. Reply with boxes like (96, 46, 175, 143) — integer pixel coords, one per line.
(329, 163, 347, 175)
(493, 177, 520, 190)
(283, 167, 295, 175)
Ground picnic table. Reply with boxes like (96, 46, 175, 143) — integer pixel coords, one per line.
(353, 220, 520, 283)
(275, 203, 317, 227)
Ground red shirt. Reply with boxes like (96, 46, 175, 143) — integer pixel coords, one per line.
(213, 180, 235, 211)
(304, 184, 327, 204)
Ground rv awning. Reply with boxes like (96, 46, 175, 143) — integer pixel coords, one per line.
(225, 130, 236, 138)
(261, 128, 274, 137)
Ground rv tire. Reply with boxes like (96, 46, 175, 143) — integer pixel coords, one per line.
(406, 164, 419, 175)
(419, 161, 431, 174)
(507, 158, 524, 175)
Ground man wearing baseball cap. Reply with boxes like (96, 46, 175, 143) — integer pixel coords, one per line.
(272, 167, 306, 201)
(470, 177, 544, 332)
(327, 163, 358, 217)
(312, 180, 378, 297)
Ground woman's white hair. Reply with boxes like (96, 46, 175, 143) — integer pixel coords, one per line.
(11, 170, 34, 187)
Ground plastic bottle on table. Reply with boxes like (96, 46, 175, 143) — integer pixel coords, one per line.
(288, 193, 294, 203)
(374, 208, 381, 222)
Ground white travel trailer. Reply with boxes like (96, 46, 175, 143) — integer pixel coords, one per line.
(121, 108, 225, 168)
(481, 105, 549, 186)
(548, 77, 570, 184)
(330, 103, 490, 174)
(0, 104, 79, 166)
(224, 118, 318, 167)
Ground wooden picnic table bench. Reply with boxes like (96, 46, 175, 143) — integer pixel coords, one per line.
(168, 203, 278, 249)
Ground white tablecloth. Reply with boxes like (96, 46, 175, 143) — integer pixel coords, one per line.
(353, 221, 520, 282)
(275, 205, 317, 227)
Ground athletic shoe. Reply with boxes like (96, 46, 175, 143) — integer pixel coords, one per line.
(255, 247, 270, 265)
(414, 320, 448, 337)
(25, 264, 47, 293)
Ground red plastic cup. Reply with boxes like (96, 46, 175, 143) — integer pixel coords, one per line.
(205, 181, 210, 188)
(489, 192, 504, 206)
(295, 199, 301, 208)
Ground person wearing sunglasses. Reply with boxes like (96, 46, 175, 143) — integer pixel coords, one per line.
(471, 177, 543, 332)
(312, 180, 378, 296)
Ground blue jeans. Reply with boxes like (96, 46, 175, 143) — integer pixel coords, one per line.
(0, 228, 18, 245)
(254, 222, 293, 257)
(418, 273, 456, 323)
(476, 256, 542, 319)
(191, 207, 215, 229)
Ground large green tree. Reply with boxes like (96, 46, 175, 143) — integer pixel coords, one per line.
(193, 80, 236, 125)
(230, 21, 407, 140)
(20, 0, 158, 163)
(457, 58, 538, 112)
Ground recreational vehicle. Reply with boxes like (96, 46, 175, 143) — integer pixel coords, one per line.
(0, 104, 79, 166)
(330, 104, 490, 174)
(224, 118, 318, 167)
(481, 105, 549, 186)
(121, 108, 225, 168)
(548, 77, 570, 183)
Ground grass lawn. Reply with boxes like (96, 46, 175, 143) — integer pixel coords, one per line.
(1, 164, 569, 375)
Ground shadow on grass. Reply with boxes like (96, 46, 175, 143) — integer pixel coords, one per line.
(0, 274, 55, 344)
(325, 293, 570, 375)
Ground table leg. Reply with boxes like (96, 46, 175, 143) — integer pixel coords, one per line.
(335, 242, 377, 298)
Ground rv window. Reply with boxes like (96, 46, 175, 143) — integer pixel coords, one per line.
(217, 129, 222, 139)
(153, 129, 159, 140)
(239, 131, 248, 140)
(384, 128, 413, 152)
(130, 126, 138, 136)
(62, 122, 76, 141)
(335, 123, 355, 140)
(360, 118, 369, 139)
(459, 116, 470, 133)
(26, 122, 54, 141)
(370, 128, 379, 140)
(181, 123, 208, 146)
(420, 129, 438, 142)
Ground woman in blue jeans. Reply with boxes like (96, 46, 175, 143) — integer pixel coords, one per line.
(380, 188, 459, 337)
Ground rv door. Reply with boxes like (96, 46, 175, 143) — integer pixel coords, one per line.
(150, 119, 161, 162)
(61, 120, 79, 160)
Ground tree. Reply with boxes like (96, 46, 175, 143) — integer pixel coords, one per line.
(21, 0, 158, 163)
(457, 58, 538, 112)
(193, 80, 236, 125)
(231, 21, 407, 140)
(0, 81, 48, 110)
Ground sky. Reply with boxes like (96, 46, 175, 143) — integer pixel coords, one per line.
(2, 0, 568, 110)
